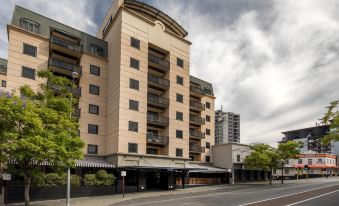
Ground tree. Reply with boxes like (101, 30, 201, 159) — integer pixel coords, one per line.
(0, 70, 84, 206)
(277, 141, 300, 184)
(321, 100, 339, 144)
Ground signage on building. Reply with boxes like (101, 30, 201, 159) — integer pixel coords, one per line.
(2, 173, 11, 180)
(297, 154, 336, 159)
(121, 171, 126, 177)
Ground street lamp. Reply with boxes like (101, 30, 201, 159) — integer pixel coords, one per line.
(66, 71, 79, 206)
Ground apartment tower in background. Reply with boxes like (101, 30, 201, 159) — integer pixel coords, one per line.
(215, 110, 240, 144)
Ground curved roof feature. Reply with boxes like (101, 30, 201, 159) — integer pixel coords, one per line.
(123, 0, 188, 38)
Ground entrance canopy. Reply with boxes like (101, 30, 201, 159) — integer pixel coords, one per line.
(188, 163, 227, 173)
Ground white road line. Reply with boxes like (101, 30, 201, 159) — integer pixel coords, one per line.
(285, 190, 339, 206)
(238, 184, 339, 206)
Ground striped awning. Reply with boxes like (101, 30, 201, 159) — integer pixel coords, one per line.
(188, 163, 227, 173)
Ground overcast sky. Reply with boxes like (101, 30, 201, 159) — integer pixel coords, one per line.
(1, 0, 338, 146)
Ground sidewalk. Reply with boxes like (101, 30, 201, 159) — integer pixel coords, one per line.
(8, 176, 339, 206)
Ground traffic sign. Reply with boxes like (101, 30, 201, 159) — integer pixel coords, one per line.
(2, 174, 11, 181)
(121, 171, 126, 177)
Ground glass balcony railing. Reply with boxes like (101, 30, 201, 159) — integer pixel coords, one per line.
(147, 114, 169, 127)
(189, 145, 205, 153)
(50, 36, 82, 53)
(190, 85, 205, 96)
(148, 73, 170, 89)
(49, 58, 82, 75)
(48, 82, 81, 98)
(146, 133, 168, 146)
(189, 114, 205, 125)
(190, 100, 205, 111)
(148, 54, 170, 70)
(189, 130, 205, 139)
(0, 66, 7, 75)
(147, 94, 169, 108)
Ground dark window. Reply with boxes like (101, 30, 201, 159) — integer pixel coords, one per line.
(88, 124, 98, 134)
(146, 148, 158, 155)
(128, 121, 138, 132)
(205, 89, 212, 95)
(206, 129, 210, 135)
(284, 168, 289, 174)
(89, 84, 100, 95)
(177, 58, 184, 68)
(87, 144, 98, 154)
(131, 37, 140, 50)
(206, 156, 210, 163)
(237, 155, 240, 162)
(130, 58, 140, 70)
(176, 148, 183, 157)
(176, 76, 183, 85)
(22, 67, 36, 80)
(90, 65, 100, 76)
(129, 78, 139, 90)
(176, 93, 183, 103)
(23, 43, 37, 57)
(176, 112, 183, 121)
(298, 159, 303, 164)
(128, 143, 138, 153)
(206, 115, 211, 122)
(1, 80, 6, 88)
(206, 102, 211, 109)
(206, 142, 210, 149)
(176, 130, 183, 139)
(129, 100, 139, 111)
(90, 44, 104, 57)
(308, 159, 312, 165)
(89, 104, 99, 114)
(20, 18, 40, 34)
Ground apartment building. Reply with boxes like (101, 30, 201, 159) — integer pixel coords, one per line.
(215, 110, 240, 144)
(2, 0, 225, 192)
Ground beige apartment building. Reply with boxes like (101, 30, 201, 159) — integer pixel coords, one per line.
(2, 0, 226, 191)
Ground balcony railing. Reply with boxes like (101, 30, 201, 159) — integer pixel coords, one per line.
(190, 85, 205, 96)
(148, 54, 170, 71)
(189, 114, 205, 125)
(147, 114, 169, 127)
(189, 145, 205, 153)
(49, 58, 82, 75)
(190, 100, 205, 111)
(50, 36, 82, 53)
(148, 73, 170, 90)
(147, 94, 169, 109)
(189, 129, 205, 139)
(146, 133, 168, 146)
(48, 82, 81, 98)
(0, 66, 7, 75)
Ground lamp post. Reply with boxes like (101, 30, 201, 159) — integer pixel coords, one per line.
(280, 159, 285, 184)
(66, 71, 79, 206)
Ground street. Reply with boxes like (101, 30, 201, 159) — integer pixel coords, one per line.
(112, 177, 339, 206)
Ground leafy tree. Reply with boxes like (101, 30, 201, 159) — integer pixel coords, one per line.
(0, 70, 84, 206)
(321, 100, 339, 144)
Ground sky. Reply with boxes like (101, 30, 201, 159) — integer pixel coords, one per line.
(0, 0, 338, 146)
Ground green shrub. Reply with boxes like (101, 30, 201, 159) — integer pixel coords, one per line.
(84, 174, 98, 186)
(36, 173, 80, 187)
(83, 173, 116, 186)
(96, 170, 108, 180)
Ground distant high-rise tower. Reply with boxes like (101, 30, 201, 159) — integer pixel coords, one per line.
(215, 109, 240, 144)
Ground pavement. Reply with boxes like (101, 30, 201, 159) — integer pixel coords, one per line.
(7, 177, 339, 206)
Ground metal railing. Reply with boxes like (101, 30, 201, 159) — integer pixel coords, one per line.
(49, 58, 82, 75)
(147, 94, 169, 107)
(189, 145, 205, 153)
(0, 66, 7, 75)
(189, 130, 205, 139)
(147, 114, 169, 127)
(190, 100, 205, 111)
(73, 108, 81, 118)
(190, 85, 205, 96)
(48, 82, 81, 97)
(146, 133, 168, 146)
(50, 36, 82, 52)
(148, 54, 170, 68)
(148, 73, 170, 88)
(189, 114, 205, 125)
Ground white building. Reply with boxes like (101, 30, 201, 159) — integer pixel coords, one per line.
(215, 110, 240, 144)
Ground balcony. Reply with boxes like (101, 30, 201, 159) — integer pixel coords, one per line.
(146, 133, 168, 146)
(0, 66, 7, 75)
(48, 82, 81, 98)
(147, 94, 169, 110)
(190, 85, 205, 97)
(49, 58, 82, 78)
(190, 100, 205, 112)
(50, 34, 82, 58)
(147, 114, 169, 128)
(189, 145, 205, 153)
(189, 114, 205, 126)
(189, 129, 205, 140)
(148, 73, 170, 90)
(73, 108, 81, 119)
(148, 54, 170, 73)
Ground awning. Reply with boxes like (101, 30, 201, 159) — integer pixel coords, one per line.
(188, 163, 228, 173)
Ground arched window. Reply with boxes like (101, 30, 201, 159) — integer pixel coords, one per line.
(20, 18, 40, 34)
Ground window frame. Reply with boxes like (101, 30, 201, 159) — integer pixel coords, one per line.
(206, 156, 211, 163)
(128, 121, 138, 132)
(129, 78, 139, 90)
(176, 148, 183, 157)
(206, 142, 210, 149)
(177, 58, 184, 68)
(1, 80, 6, 88)
(131, 37, 140, 50)
(89, 104, 99, 115)
(20, 18, 40, 34)
(88, 124, 99, 134)
(176, 111, 183, 121)
(129, 99, 139, 111)
(90, 65, 100, 76)
(176, 75, 183, 85)
(206, 115, 211, 122)
(87, 144, 98, 154)
(89, 84, 100, 95)
(206, 129, 211, 136)
(176, 130, 183, 139)
(176, 93, 183, 103)
(206, 102, 211, 109)
(130, 57, 140, 70)
(128, 143, 138, 153)
(22, 66, 36, 80)
(23, 43, 37, 57)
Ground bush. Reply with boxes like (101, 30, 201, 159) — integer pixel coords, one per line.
(36, 173, 80, 187)
(83, 172, 116, 186)
(96, 170, 108, 180)
(83, 174, 98, 186)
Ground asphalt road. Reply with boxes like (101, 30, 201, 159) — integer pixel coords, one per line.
(112, 178, 339, 206)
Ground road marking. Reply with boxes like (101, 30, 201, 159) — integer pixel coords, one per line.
(238, 184, 339, 206)
(285, 190, 339, 206)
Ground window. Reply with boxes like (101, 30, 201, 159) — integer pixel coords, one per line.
(90, 65, 100, 76)
(22, 67, 36, 80)
(88, 124, 98, 134)
(89, 104, 99, 114)
(176, 75, 183, 85)
(131, 37, 140, 50)
(129, 78, 139, 90)
(130, 58, 140, 70)
(176, 93, 183, 103)
(23, 43, 37, 57)
(206, 115, 211, 122)
(206, 102, 210, 109)
(285, 159, 289, 164)
(1, 80, 6, 88)
(128, 121, 138, 132)
(205, 89, 212, 95)
(206, 142, 210, 149)
(87, 144, 98, 154)
(20, 18, 40, 34)
(177, 58, 184, 68)
(284, 168, 289, 174)
(103, 16, 112, 35)
(89, 84, 100, 95)
(129, 100, 139, 111)
(308, 159, 312, 165)
(146, 148, 158, 155)
(237, 155, 240, 162)
(318, 159, 323, 163)
(128, 143, 138, 153)
(176, 130, 183, 139)
(206, 156, 210, 163)
(176, 148, 183, 157)
(298, 159, 302, 164)
(206, 129, 211, 135)
(90, 44, 104, 57)
(176, 112, 183, 121)
(273, 170, 276, 174)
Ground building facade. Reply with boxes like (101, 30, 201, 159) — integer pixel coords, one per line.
(215, 110, 240, 144)
(2, 0, 222, 192)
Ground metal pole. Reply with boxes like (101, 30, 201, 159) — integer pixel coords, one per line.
(281, 162, 284, 184)
(122, 176, 125, 198)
